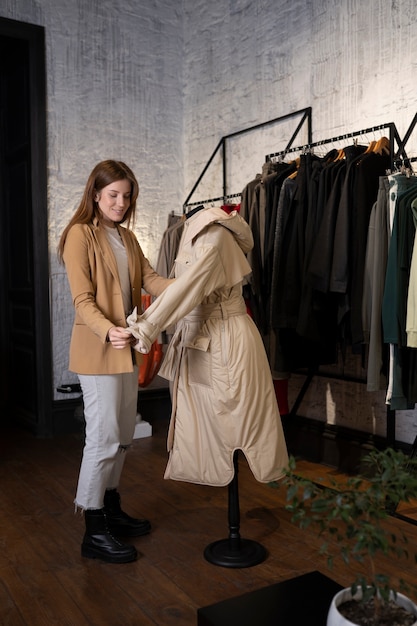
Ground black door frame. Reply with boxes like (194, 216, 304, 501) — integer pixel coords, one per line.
(0, 16, 52, 437)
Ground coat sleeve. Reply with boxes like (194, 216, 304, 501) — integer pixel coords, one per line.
(122, 228, 174, 297)
(63, 225, 118, 342)
(140, 249, 175, 296)
(127, 244, 227, 350)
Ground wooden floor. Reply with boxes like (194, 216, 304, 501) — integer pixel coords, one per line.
(1, 415, 417, 625)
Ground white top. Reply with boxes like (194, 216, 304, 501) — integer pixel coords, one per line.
(104, 225, 132, 316)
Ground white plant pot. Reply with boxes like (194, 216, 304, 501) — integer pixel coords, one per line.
(327, 587, 417, 626)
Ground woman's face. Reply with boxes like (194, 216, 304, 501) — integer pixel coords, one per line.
(95, 178, 132, 226)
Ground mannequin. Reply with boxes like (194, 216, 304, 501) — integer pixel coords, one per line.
(128, 206, 288, 487)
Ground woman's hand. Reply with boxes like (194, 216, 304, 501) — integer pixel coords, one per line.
(107, 326, 137, 349)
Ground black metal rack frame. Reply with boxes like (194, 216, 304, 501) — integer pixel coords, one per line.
(183, 107, 312, 209)
(265, 120, 405, 166)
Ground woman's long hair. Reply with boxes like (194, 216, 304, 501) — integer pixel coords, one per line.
(57, 160, 139, 262)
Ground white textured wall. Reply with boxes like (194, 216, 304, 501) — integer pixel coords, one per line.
(0, 0, 184, 393)
(1, 0, 416, 441)
(183, 0, 417, 201)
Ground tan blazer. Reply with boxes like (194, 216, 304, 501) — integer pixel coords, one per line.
(63, 218, 172, 375)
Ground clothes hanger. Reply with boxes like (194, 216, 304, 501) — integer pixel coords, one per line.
(373, 136, 390, 155)
(287, 155, 301, 179)
(364, 139, 377, 154)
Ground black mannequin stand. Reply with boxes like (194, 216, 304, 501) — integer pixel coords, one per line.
(204, 451, 267, 568)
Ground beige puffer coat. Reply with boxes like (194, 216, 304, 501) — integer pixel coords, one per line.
(128, 207, 289, 486)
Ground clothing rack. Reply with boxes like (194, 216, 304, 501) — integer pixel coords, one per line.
(265, 121, 405, 168)
(268, 116, 417, 460)
(264, 120, 400, 447)
(183, 107, 312, 210)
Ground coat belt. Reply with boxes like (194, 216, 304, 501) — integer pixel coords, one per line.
(183, 297, 247, 322)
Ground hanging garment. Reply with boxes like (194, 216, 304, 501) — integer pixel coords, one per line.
(155, 213, 185, 343)
(382, 178, 417, 409)
(347, 150, 392, 345)
(241, 162, 295, 336)
(361, 176, 390, 391)
(156, 214, 184, 278)
(406, 196, 417, 348)
(270, 153, 339, 371)
(382, 180, 417, 348)
(127, 206, 288, 487)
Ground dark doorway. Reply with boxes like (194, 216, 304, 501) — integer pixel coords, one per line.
(0, 18, 52, 436)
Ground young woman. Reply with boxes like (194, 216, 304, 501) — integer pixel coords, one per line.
(58, 160, 172, 563)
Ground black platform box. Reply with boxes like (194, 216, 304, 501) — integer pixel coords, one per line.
(197, 570, 342, 626)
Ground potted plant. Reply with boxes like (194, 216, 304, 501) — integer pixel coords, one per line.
(281, 447, 417, 626)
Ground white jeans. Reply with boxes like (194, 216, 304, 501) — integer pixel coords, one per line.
(75, 367, 138, 510)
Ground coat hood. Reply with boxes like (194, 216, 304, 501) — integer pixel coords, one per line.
(184, 206, 254, 254)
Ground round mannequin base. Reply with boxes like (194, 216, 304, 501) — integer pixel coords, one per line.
(204, 538, 267, 568)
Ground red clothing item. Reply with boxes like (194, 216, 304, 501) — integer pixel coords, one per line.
(221, 203, 241, 214)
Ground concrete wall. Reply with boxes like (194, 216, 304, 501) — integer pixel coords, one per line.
(1, 0, 416, 442)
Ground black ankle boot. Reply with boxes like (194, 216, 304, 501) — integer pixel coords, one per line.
(81, 508, 137, 563)
(103, 489, 151, 537)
